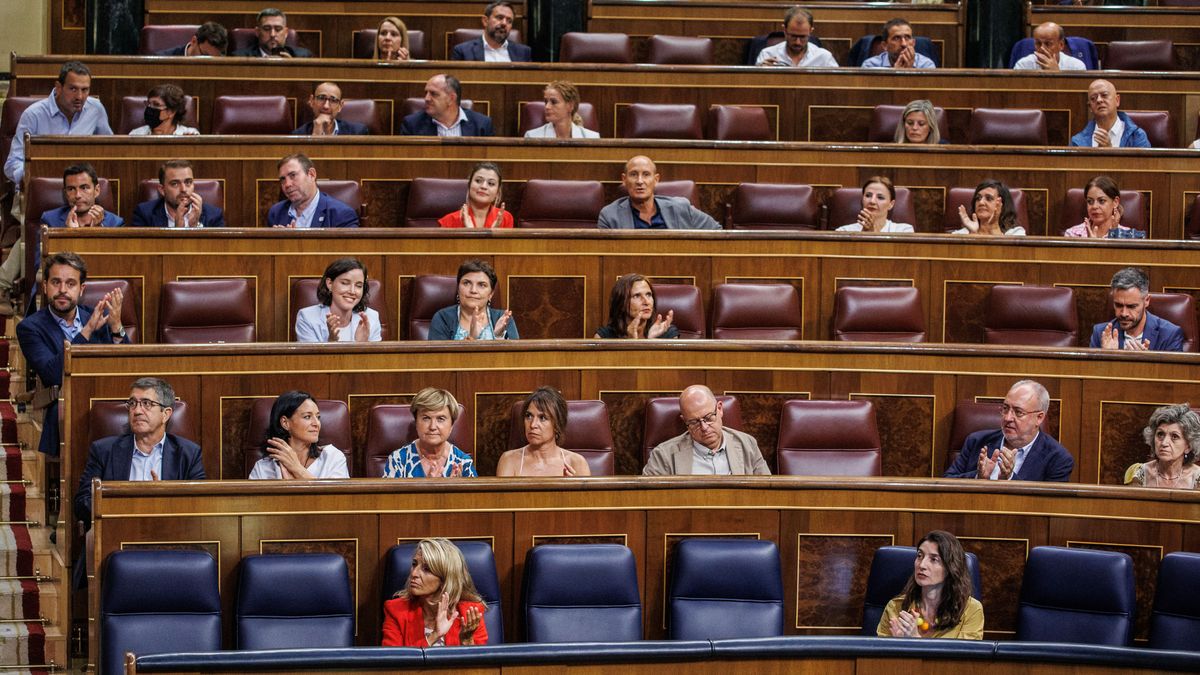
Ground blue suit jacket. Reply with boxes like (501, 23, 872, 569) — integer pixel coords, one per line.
(131, 198, 226, 228)
(266, 192, 359, 228)
(1069, 111, 1151, 148)
(944, 429, 1074, 482)
(451, 38, 532, 62)
(291, 119, 370, 135)
(1090, 311, 1185, 351)
(40, 205, 123, 228)
(399, 108, 495, 137)
(73, 432, 206, 525)
(16, 305, 130, 454)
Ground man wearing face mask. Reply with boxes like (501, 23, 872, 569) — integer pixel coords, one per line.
(40, 163, 123, 229)
(132, 159, 226, 228)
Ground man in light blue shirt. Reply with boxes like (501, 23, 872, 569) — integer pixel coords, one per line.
(862, 19, 936, 69)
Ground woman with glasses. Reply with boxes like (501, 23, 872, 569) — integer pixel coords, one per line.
(877, 530, 984, 639)
(496, 387, 591, 477)
(129, 84, 198, 136)
(1125, 404, 1200, 489)
(249, 390, 349, 479)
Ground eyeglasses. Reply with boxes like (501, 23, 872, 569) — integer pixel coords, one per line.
(684, 404, 720, 430)
(1000, 404, 1037, 419)
(125, 397, 169, 411)
(313, 94, 342, 105)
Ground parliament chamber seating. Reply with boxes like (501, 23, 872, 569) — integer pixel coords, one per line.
(230, 27, 302, 55)
(242, 397, 352, 477)
(26, 176, 116, 225)
(137, 24, 198, 55)
(403, 178, 466, 228)
(1124, 110, 1175, 148)
(382, 541, 504, 643)
(629, 179, 698, 206)
(966, 108, 1048, 146)
(1059, 188, 1148, 235)
(87, 398, 194, 444)
(402, 97, 481, 119)
(312, 179, 366, 223)
(944, 400, 1052, 472)
(364, 403, 470, 478)
(725, 183, 820, 231)
(860, 545, 982, 635)
(1016, 546, 1134, 647)
(827, 186, 917, 232)
(407, 274, 457, 340)
(506, 399, 616, 476)
(1, 95, 38, 219)
(136, 178, 224, 213)
(711, 283, 803, 340)
(707, 105, 772, 141)
(648, 283, 705, 339)
(868, 104, 949, 143)
(517, 101, 599, 136)
(984, 285, 1078, 347)
(296, 98, 384, 136)
(289, 276, 388, 340)
(117, 95, 198, 135)
(235, 553, 354, 650)
(158, 278, 257, 344)
(452, 28, 522, 50)
(1148, 551, 1200, 650)
(100, 549, 221, 675)
(515, 179, 605, 229)
(775, 400, 882, 477)
(1146, 292, 1198, 352)
(942, 187, 1030, 233)
(1008, 36, 1099, 69)
(1189, 195, 1200, 240)
(831, 286, 925, 343)
(1104, 40, 1177, 71)
(558, 32, 633, 64)
(80, 279, 141, 343)
(641, 396, 743, 463)
(644, 35, 714, 66)
(522, 544, 642, 643)
(620, 103, 703, 141)
(211, 95, 292, 135)
(846, 34, 940, 67)
(667, 539, 784, 640)
(351, 29, 428, 60)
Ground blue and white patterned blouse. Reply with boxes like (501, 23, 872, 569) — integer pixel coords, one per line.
(381, 441, 478, 478)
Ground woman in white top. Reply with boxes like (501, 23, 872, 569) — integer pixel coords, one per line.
(496, 387, 591, 477)
(295, 257, 382, 342)
(128, 84, 199, 136)
(837, 176, 915, 233)
(523, 81, 600, 139)
(953, 179, 1026, 236)
(249, 390, 349, 479)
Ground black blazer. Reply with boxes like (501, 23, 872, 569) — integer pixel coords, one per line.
(131, 198, 226, 228)
(399, 108, 494, 137)
(292, 119, 370, 136)
(451, 38, 532, 62)
(232, 44, 313, 57)
(943, 429, 1074, 482)
(74, 432, 206, 525)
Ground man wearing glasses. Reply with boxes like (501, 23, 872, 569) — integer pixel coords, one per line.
(755, 7, 838, 67)
(944, 380, 1074, 482)
(292, 82, 369, 136)
(643, 385, 770, 476)
(232, 8, 312, 57)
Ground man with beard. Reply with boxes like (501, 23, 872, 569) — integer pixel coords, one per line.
(232, 8, 312, 57)
(944, 380, 1074, 482)
(451, 1, 532, 62)
(266, 153, 359, 228)
(1090, 267, 1184, 351)
(132, 159, 226, 228)
(40, 163, 123, 228)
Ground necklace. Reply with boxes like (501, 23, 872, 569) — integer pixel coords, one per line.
(420, 449, 446, 477)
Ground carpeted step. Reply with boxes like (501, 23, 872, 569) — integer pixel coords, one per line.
(0, 578, 40, 622)
(0, 622, 45, 668)
(0, 524, 34, 577)
(2, 444, 21, 481)
(0, 402, 18, 446)
(1, 483, 27, 522)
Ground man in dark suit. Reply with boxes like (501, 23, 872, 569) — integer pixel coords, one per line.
(156, 21, 228, 56)
(399, 74, 494, 137)
(944, 379, 1074, 482)
(231, 8, 312, 57)
(292, 82, 369, 136)
(1090, 267, 1185, 352)
(266, 153, 359, 228)
(131, 159, 226, 228)
(16, 252, 130, 455)
(451, 1, 532, 62)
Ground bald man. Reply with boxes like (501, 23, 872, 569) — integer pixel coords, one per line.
(1014, 23, 1085, 71)
(1069, 79, 1150, 148)
(643, 385, 770, 476)
(597, 156, 720, 230)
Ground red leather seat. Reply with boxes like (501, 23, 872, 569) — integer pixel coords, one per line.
(559, 32, 632, 64)
(1124, 111, 1174, 148)
(27, 176, 117, 224)
(296, 99, 382, 136)
(408, 275, 456, 339)
(211, 96, 292, 135)
(707, 105, 772, 141)
(827, 186, 918, 231)
(518, 101, 599, 136)
(1188, 194, 1200, 240)
(651, 284, 705, 339)
(452, 28, 521, 48)
(1146, 293, 1197, 352)
(1058, 188, 1147, 235)
(231, 27, 302, 55)
(316, 180, 364, 222)
(81, 279, 141, 343)
(88, 399, 195, 444)
(159, 278, 256, 344)
(1104, 40, 1176, 71)
(984, 285, 1078, 347)
(352, 29, 427, 60)
(967, 108, 1048, 146)
(644, 35, 714, 65)
(138, 25, 200, 55)
(507, 400, 615, 475)
(868, 104, 950, 143)
(364, 403, 470, 477)
(712, 283, 802, 340)
(621, 103, 702, 140)
(289, 277, 387, 340)
(943, 187, 1029, 233)
(2, 97, 39, 190)
(243, 397, 352, 477)
(641, 395, 743, 464)
(404, 178, 467, 228)
(832, 286, 925, 342)
(726, 183, 820, 230)
(517, 180, 604, 228)
(777, 400, 881, 476)
(137, 179, 224, 212)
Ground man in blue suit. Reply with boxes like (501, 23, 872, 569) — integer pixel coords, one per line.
(451, 1, 532, 62)
(40, 163, 123, 229)
(399, 75, 495, 137)
(944, 380, 1074, 482)
(1090, 267, 1185, 352)
(131, 159, 226, 228)
(155, 21, 228, 56)
(291, 82, 370, 136)
(266, 153, 359, 228)
(16, 252, 130, 455)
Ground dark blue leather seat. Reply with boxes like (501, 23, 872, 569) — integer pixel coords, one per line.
(523, 544, 642, 643)
(1016, 546, 1134, 646)
(668, 538, 783, 640)
(101, 549, 221, 675)
(1149, 551, 1200, 650)
(236, 553, 354, 649)
(382, 541, 504, 643)
(860, 545, 981, 635)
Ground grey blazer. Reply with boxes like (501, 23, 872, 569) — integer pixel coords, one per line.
(597, 195, 720, 230)
(643, 427, 771, 476)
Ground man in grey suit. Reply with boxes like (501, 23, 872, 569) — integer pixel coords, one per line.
(643, 385, 771, 476)
(598, 156, 720, 230)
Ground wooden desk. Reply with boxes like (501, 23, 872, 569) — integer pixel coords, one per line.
(1030, 4, 1200, 70)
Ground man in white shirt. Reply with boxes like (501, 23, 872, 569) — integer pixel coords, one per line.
(398, 75, 495, 137)
(1013, 22, 1086, 71)
(755, 7, 839, 68)
(450, 2, 532, 62)
(643, 385, 771, 476)
(1068, 79, 1150, 148)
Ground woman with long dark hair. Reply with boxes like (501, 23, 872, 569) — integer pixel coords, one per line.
(876, 530, 983, 639)
(594, 273, 676, 339)
(249, 390, 348, 479)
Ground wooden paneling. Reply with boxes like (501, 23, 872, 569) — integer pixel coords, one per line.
(1031, 5, 1200, 71)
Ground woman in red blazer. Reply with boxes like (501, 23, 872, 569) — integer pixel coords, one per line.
(382, 538, 488, 647)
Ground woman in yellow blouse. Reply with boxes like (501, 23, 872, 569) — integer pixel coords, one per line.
(877, 530, 984, 639)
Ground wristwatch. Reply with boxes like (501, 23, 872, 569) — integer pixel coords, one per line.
(114, 327, 127, 339)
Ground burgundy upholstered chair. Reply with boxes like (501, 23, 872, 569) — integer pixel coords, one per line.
(868, 104, 950, 143)
(118, 95, 199, 134)
(137, 179, 224, 213)
(81, 280, 141, 343)
(827, 187, 917, 231)
(1104, 40, 1176, 71)
(832, 286, 925, 342)
(1058, 189, 1147, 235)
(650, 284, 705, 339)
(408, 275, 457, 340)
(559, 32, 632, 64)
(642, 395, 743, 464)
(1146, 293, 1198, 352)
(158, 278, 256, 344)
(288, 277, 387, 341)
(138, 25, 200, 54)
(725, 183, 819, 230)
(364, 403, 470, 478)
(403, 178, 467, 228)
(966, 108, 1048, 146)
(243, 398, 352, 477)
(518, 101, 599, 136)
(516, 180, 604, 229)
(231, 27, 301, 54)
(315, 180, 364, 221)
(88, 399, 195, 444)
(707, 105, 772, 141)
(711, 283, 803, 340)
(352, 29, 427, 60)
(644, 35, 714, 65)
(1124, 111, 1175, 148)
(1189, 195, 1200, 240)
(26, 177, 117, 225)
(621, 103, 703, 140)
(211, 96, 292, 135)
(620, 180, 699, 206)
(983, 285, 1078, 347)
(776, 400, 882, 476)
(506, 400, 616, 475)
(943, 187, 1030, 233)
(296, 99, 383, 135)
(1, 97, 39, 190)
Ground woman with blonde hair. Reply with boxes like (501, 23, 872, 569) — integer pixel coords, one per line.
(524, 81, 600, 139)
(373, 16, 410, 61)
(382, 538, 488, 646)
(893, 99, 941, 144)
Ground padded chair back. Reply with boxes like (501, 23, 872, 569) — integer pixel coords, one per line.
(711, 283, 802, 340)
(101, 550, 221, 675)
(243, 397, 352, 477)
(1017, 546, 1135, 646)
(231, 27, 300, 54)
(617, 180, 699, 207)
(651, 283, 704, 339)
(848, 34, 940, 67)
(621, 103, 703, 140)
(1105, 40, 1176, 71)
(236, 553, 353, 649)
(211, 95, 292, 134)
(404, 178, 467, 228)
(364, 403, 470, 477)
(88, 399, 195, 445)
(1008, 36, 1098, 69)
(833, 286, 925, 342)
(1, 97, 40, 191)
(81, 279, 140, 343)
(967, 108, 1048, 146)
(507, 399, 615, 475)
(523, 544, 642, 642)
(947, 401, 1001, 471)
(1149, 551, 1200, 650)
(707, 105, 772, 141)
(984, 285, 1078, 347)
(408, 275, 457, 339)
(943, 186, 1029, 233)
(289, 277, 387, 340)
(828, 186, 917, 232)
(137, 179, 224, 213)
(383, 541, 504, 643)
(777, 400, 881, 476)
(452, 28, 521, 47)
(118, 95, 199, 135)
(518, 100, 599, 136)
(642, 395, 744, 463)
(295, 99, 382, 136)
(517, 180, 605, 229)
(669, 539, 783, 639)
(352, 29, 427, 60)
(138, 24, 200, 54)
(559, 32, 632, 63)
(1124, 110, 1174, 148)
(868, 104, 950, 143)
(28, 176, 117, 224)
(645, 35, 714, 65)
(861, 546, 982, 634)
(726, 183, 819, 230)
(1058, 188, 1147, 235)
(315, 180, 364, 221)
(1147, 292, 1198, 352)
(159, 278, 256, 344)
